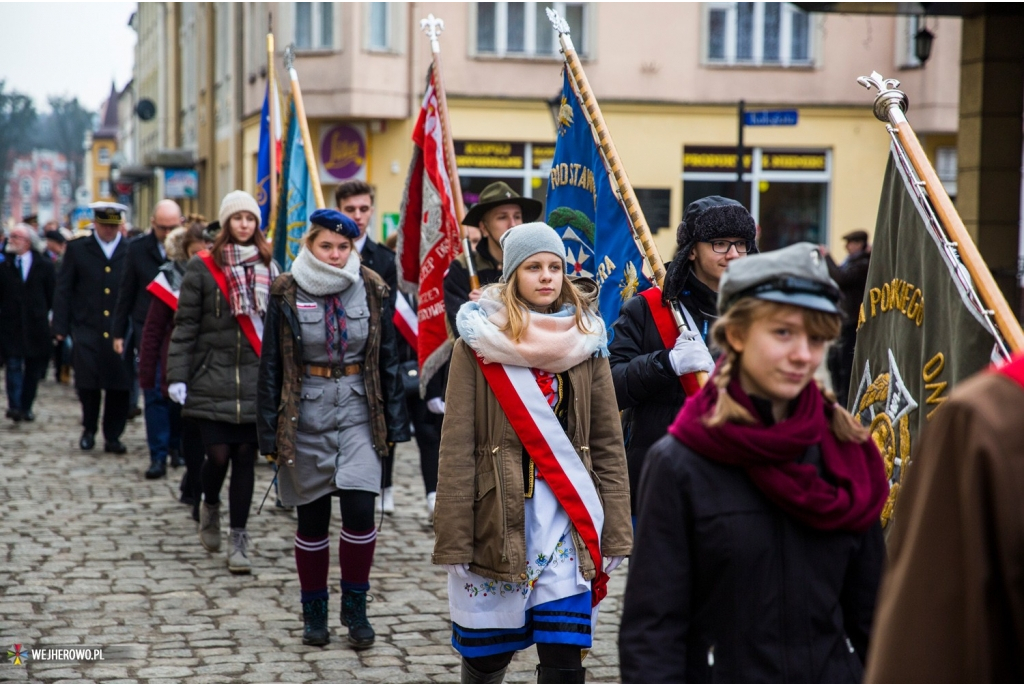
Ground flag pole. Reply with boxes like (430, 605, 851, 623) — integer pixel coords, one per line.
(284, 45, 325, 210)
(267, 18, 278, 225)
(859, 71, 1024, 353)
(420, 14, 479, 291)
(547, 9, 706, 385)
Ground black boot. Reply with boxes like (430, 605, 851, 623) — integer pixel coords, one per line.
(536, 665, 586, 683)
(301, 597, 330, 646)
(461, 658, 507, 683)
(340, 589, 375, 649)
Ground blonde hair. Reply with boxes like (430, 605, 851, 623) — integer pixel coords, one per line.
(492, 270, 597, 344)
(705, 298, 869, 443)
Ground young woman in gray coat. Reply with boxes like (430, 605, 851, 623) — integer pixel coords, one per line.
(257, 209, 408, 650)
(166, 190, 279, 574)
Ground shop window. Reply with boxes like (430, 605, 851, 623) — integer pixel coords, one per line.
(634, 188, 672, 233)
(368, 2, 391, 51)
(682, 145, 830, 251)
(296, 2, 334, 51)
(455, 140, 552, 219)
(475, 2, 590, 58)
(705, 2, 813, 67)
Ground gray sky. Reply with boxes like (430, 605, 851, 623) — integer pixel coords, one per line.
(0, 2, 136, 113)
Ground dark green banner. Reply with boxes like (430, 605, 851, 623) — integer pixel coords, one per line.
(850, 148, 998, 528)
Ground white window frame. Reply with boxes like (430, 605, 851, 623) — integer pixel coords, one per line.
(294, 2, 336, 52)
(366, 2, 392, 53)
(455, 141, 550, 199)
(20, 177, 32, 196)
(99, 179, 111, 198)
(98, 147, 111, 166)
(473, 2, 591, 59)
(895, 14, 923, 69)
(935, 146, 957, 196)
(703, 2, 814, 67)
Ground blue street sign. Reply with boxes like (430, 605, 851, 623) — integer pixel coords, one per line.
(743, 109, 799, 126)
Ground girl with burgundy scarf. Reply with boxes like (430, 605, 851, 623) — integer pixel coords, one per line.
(167, 190, 280, 575)
(619, 243, 888, 684)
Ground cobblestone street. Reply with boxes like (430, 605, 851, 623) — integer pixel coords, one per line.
(0, 375, 626, 684)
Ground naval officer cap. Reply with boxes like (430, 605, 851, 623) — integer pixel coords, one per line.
(90, 202, 129, 226)
(309, 208, 359, 239)
(718, 242, 841, 315)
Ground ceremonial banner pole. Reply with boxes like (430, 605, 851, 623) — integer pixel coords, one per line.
(420, 14, 479, 291)
(859, 72, 1024, 353)
(267, 23, 278, 223)
(547, 9, 706, 385)
(284, 45, 325, 210)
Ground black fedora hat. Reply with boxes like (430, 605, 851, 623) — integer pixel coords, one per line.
(462, 181, 543, 227)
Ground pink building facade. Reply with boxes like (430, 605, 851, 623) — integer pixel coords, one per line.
(4, 150, 74, 227)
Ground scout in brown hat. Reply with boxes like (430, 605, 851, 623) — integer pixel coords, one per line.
(442, 182, 544, 338)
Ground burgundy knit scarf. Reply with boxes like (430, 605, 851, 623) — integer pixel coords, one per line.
(668, 375, 888, 532)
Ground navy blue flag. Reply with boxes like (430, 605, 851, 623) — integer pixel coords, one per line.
(546, 71, 649, 331)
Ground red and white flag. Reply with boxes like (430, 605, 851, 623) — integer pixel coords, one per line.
(396, 66, 463, 396)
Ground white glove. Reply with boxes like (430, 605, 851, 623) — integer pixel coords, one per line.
(168, 382, 188, 405)
(668, 329, 715, 377)
(604, 556, 625, 574)
(443, 563, 470, 579)
(427, 397, 446, 415)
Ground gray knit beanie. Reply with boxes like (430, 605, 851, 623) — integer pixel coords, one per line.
(498, 222, 566, 282)
(218, 190, 262, 230)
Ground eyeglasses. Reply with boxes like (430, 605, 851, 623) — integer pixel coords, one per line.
(703, 239, 754, 254)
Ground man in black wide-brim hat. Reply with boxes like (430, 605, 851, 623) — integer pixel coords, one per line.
(442, 181, 542, 338)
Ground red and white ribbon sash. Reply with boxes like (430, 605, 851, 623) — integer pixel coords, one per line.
(393, 292, 418, 350)
(197, 250, 264, 356)
(146, 271, 179, 311)
(474, 356, 609, 606)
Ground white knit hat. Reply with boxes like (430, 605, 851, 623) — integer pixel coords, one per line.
(218, 190, 262, 230)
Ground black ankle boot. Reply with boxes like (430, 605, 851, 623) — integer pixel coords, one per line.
(461, 658, 507, 683)
(340, 589, 375, 648)
(301, 598, 330, 646)
(536, 665, 586, 683)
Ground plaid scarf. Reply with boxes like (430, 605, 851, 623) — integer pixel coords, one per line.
(324, 294, 349, 364)
(221, 244, 277, 317)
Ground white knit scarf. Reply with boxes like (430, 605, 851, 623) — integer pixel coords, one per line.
(290, 246, 361, 297)
(456, 287, 608, 373)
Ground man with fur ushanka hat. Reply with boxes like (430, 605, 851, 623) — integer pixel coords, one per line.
(608, 195, 757, 516)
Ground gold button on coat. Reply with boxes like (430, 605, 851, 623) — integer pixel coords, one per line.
(519, 573, 527, 580)
(105, 266, 111, 273)
(104, 310, 109, 316)
(103, 332, 110, 338)
(104, 288, 110, 294)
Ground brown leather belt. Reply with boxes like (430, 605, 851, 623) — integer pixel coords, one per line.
(305, 363, 363, 379)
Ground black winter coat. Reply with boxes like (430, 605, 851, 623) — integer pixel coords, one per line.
(0, 251, 55, 359)
(113, 231, 168, 346)
(52, 235, 131, 390)
(359, 238, 397, 310)
(443, 236, 501, 337)
(608, 268, 718, 514)
(619, 433, 885, 684)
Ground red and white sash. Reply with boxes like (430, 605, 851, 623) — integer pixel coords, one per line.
(393, 292, 418, 350)
(474, 355, 610, 606)
(146, 271, 179, 311)
(197, 250, 264, 356)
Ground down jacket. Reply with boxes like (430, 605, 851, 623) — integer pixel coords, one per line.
(256, 270, 410, 467)
(432, 338, 633, 583)
(166, 256, 263, 424)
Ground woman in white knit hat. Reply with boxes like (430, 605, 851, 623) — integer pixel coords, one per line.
(166, 190, 280, 573)
(433, 222, 632, 683)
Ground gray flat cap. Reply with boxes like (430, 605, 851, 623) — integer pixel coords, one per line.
(718, 242, 841, 314)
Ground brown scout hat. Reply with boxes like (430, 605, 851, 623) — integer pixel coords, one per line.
(462, 181, 543, 227)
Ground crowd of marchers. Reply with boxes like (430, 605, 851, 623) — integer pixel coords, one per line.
(0, 180, 1017, 684)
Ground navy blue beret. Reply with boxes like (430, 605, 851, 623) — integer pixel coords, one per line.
(309, 208, 359, 239)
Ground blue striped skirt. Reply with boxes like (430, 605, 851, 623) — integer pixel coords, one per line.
(451, 591, 593, 658)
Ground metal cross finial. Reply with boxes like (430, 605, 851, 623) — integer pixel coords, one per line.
(421, 14, 444, 53)
(857, 70, 909, 124)
(283, 44, 295, 72)
(546, 7, 570, 35)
